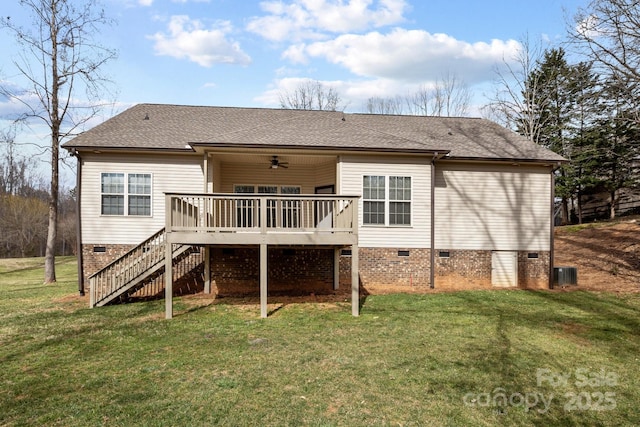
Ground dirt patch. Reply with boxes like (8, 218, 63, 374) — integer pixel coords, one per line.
(554, 218, 640, 293)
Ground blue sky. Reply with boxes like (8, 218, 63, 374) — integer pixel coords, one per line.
(1, 0, 588, 183)
(2, 0, 589, 112)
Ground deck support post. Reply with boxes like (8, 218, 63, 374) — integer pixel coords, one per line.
(351, 244, 359, 316)
(165, 242, 173, 319)
(334, 248, 340, 290)
(204, 246, 211, 294)
(260, 243, 268, 318)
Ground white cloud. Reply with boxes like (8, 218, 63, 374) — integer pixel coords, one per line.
(138, 0, 153, 6)
(148, 16, 251, 67)
(298, 28, 521, 84)
(247, 0, 408, 42)
(282, 43, 309, 64)
(576, 14, 600, 39)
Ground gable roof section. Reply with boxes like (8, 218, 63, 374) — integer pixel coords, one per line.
(347, 114, 564, 161)
(64, 103, 565, 162)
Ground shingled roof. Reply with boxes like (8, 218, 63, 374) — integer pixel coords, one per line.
(63, 103, 565, 162)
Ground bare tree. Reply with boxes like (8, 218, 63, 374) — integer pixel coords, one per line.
(0, 130, 42, 197)
(482, 36, 551, 143)
(1, 0, 116, 282)
(0, 194, 48, 257)
(405, 85, 433, 116)
(364, 95, 405, 115)
(412, 73, 471, 116)
(279, 80, 343, 111)
(364, 73, 471, 117)
(433, 72, 471, 117)
(569, 0, 640, 123)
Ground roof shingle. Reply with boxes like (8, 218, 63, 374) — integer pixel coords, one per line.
(63, 103, 565, 162)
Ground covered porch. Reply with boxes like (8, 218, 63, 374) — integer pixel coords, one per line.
(163, 193, 360, 318)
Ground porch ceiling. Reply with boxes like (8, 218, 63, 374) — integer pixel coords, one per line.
(211, 152, 336, 166)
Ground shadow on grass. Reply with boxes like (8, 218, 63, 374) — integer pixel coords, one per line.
(0, 264, 44, 276)
(449, 289, 640, 373)
(530, 290, 640, 334)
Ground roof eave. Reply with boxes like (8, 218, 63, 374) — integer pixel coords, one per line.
(445, 156, 568, 165)
(63, 145, 196, 153)
(190, 141, 451, 155)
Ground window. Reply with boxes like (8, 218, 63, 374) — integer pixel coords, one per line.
(389, 176, 411, 225)
(101, 173, 151, 216)
(234, 185, 258, 227)
(233, 184, 301, 228)
(279, 186, 301, 228)
(128, 174, 151, 216)
(363, 175, 411, 226)
(363, 175, 385, 225)
(101, 173, 124, 215)
(258, 185, 277, 228)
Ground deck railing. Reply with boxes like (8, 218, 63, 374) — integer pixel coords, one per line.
(166, 193, 359, 235)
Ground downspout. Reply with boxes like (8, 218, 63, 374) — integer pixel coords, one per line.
(430, 152, 446, 289)
(71, 149, 84, 296)
(549, 162, 562, 290)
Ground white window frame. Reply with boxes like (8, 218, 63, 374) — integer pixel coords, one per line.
(233, 184, 301, 194)
(362, 175, 386, 226)
(362, 175, 412, 227)
(100, 172, 153, 217)
(388, 176, 412, 226)
(233, 184, 302, 228)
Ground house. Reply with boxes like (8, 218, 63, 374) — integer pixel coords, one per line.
(63, 104, 565, 318)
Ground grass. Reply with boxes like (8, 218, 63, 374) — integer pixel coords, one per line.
(1, 257, 639, 426)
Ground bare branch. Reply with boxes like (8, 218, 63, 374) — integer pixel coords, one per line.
(1, 0, 116, 282)
(568, 0, 640, 116)
(279, 80, 344, 111)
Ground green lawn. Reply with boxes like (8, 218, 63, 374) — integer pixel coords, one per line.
(0, 257, 638, 426)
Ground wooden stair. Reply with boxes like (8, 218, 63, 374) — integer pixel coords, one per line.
(88, 228, 198, 307)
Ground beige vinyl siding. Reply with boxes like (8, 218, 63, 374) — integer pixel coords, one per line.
(81, 152, 203, 244)
(211, 157, 222, 192)
(219, 162, 334, 193)
(315, 160, 336, 190)
(340, 155, 432, 248)
(434, 163, 551, 251)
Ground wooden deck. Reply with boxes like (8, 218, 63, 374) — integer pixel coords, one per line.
(165, 193, 359, 246)
(163, 193, 361, 319)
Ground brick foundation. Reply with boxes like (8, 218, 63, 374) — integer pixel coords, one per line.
(82, 244, 134, 288)
(434, 249, 550, 289)
(339, 248, 431, 288)
(211, 247, 334, 296)
(82, 243, 551, 297)
(339, 248, 550, 290)
(435, 250, 493, 288)
(517, 251, 551, 289)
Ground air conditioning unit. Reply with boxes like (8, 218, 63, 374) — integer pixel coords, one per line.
(554, 267, 578, 286)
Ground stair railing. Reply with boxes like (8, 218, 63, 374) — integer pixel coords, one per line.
(89, 228, 167, 307)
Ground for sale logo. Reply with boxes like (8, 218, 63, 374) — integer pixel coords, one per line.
(536, 368, 618, 411)
(462, 367, 618, 414)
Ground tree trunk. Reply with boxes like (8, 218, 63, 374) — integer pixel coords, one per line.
(44, 134, 58, 283)
(44, 1, 60, 284)
(609, 189, 617, 220)
(561, 196, 570, 225)
(577, 190, 583, 224)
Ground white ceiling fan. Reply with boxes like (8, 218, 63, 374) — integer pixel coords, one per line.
(270, 155, 289, 169)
